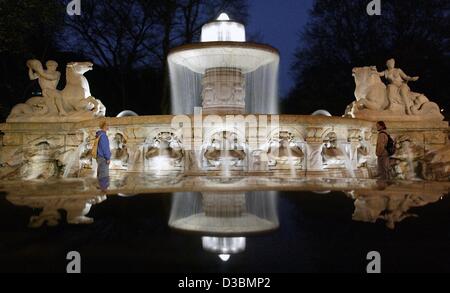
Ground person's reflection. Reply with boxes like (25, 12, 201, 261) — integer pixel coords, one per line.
(375, 179, 388, 190)
(7, 194, 107, 228)
(98, 176, 110, 193)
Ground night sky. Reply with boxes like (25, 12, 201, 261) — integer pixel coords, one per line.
(247, 0, 313, 97)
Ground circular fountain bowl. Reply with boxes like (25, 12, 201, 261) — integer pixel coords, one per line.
(168, 42, 280, 74)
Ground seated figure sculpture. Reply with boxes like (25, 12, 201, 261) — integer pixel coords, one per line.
(378, 58, 419, 115)
(346, 58, 443, 121)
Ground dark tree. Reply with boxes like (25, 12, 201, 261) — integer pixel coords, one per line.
(61, 0, 248, 115)
(284, 0, 450, 120)
(0, 0, 64, 121)
(156, 0, 249, 114)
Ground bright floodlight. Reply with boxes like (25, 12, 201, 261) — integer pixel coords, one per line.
(201, 13, 246, 42)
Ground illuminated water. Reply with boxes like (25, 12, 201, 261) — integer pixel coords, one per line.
(1, 178, 449, 273)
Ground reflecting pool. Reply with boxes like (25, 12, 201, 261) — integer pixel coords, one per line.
(0, 177, 449, 273)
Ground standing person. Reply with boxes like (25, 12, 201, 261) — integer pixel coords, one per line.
(376, 121, 392, 180)
(94, 121, 111, 191)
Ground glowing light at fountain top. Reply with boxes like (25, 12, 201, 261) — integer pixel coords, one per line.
(217, 13, 230, 21)
(201, 13, 246, 42)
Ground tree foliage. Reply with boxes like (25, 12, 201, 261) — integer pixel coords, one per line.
(61, 0, 249, 114)
(0, 0, 65, 121)
(0, 0, 63, 55)
(284, 0, 450, 119)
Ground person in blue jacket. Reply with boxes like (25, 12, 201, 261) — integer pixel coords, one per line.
(96, 121, 111, 190)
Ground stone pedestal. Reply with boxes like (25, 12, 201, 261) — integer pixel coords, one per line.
(0, 116, 447, 181)
(202, 68, 245, 115)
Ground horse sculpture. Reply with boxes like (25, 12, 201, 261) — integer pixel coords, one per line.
(62, 62, 105, 116)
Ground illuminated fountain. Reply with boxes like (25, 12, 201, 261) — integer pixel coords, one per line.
(169, 13, 279, 115)
(166, 13, 375, 178)
(0, 13, 449, 183)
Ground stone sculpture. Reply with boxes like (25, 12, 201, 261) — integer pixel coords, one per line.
(322, 132, 346, 168)
(267, 131, 304, 169)
(203, 131, 246, 168)
(111, 133, 129, 169)
(8, 60, 106, 122)
(145, 132, 184, 171)
(346, 59, 444, 121)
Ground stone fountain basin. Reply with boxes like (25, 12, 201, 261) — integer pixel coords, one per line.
(1, 115, 448, 181)
(168, 42, 279, 74)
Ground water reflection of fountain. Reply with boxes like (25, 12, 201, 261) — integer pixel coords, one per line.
(7, 193, 107, 227)
(202, 237, 246, 262)
(169, 191, 279, 261)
